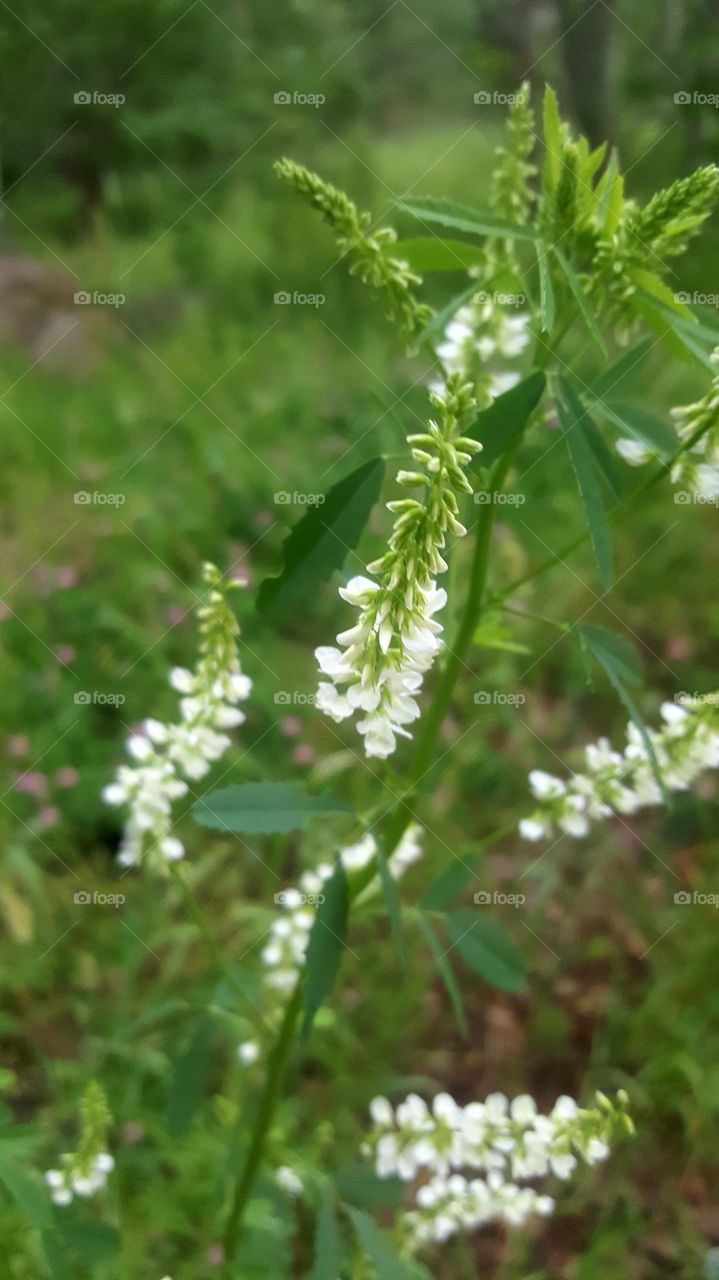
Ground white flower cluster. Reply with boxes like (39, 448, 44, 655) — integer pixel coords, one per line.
(316, 377, 481, 758)
(45, 1152, 114, 1207)
(366, 1087, 631, 1249)
(432, 290, 531, 402)
(261, 825, 423, 996)
(616, 347, 719, 500)
(519, 695, 719, 842)
(102, 564, 251, 872)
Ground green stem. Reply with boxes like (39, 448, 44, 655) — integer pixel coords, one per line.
(222, 980, 303, 1270)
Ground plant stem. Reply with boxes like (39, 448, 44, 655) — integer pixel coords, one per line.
(222, 980, 303, 1270)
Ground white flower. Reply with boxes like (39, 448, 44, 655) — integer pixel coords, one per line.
(103, 565, 251, 873)
(275, 1165, 302, 1195)
(237, 1041, 259, 1065)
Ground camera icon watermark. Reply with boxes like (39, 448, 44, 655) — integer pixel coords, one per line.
(274, 690, 316, 705)
(474, 491, 525, 506)
(74, 890, 126, 907)
(473, 90, 527, 106)
(273, 290, 325, 307)
(674, 90, 719, 108)
(74, 290, 125, 308)
(474, 690, 526, 707)
(74, 90, 126, 108)
(273, 90, 325, 108)
(674, 290, 719, 306)
(274, 890, 325, 906)
(474, 290, 526, 308)
(74, 491, 126, 506)
(674, 490, 719, 506)
(273, 491, 325, 506)
(474, 889, 526, 907)
(74, 691, 126, 707)
(674, 889, 719, 907)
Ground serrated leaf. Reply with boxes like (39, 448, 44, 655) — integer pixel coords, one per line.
(346, 1206, 417, 1280)
(536, 246, 555, 334)
(302, 859, 349, 1037)
(166, 1014, 214, 1137)
(193, 783, 353, 835)
(446, 911, 527, 993)
(390, 237, 487, 272)
(552, 247, 607, 356)
(397, 197, 538, 241)
(470, 370, 546, 469)
(557, 378, 613, 590)
(417, 913, 468, 1039)
(313, 1183, 342, 1280)
(256, 457, 385, 617)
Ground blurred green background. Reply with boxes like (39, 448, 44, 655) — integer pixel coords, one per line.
(1, 1, 718, 1276)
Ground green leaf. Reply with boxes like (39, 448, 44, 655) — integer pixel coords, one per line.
(0, 1160, 51, 1227)
(256, 457, 385, 617)
(470, 370, 546, 469)
(55, 1214, 122, 1264)
(542, 85, 562, 188)
(166, 1014, 214, 1137)
(397, 196, 538, 241)
(472, 616, 530, 654)
(589, 338, 654, 398)
(376, 842, 405, 967)
(446, 910, 527, 993)
(42, 1231, 74, 1280)
(580, 412, 622, 502)
(390, 237, 487, 272)
(557, 377, 613, 590)
(417, 913, 468, 1039)
(630, 269, 695, 322)
(594, 400, 676, 460)
(552, 247, 607, 356)
(193, 783, 353, 835)
(334, 1166, 405, 1209)
(313, 1183, 342, 1280)
(536, 246, 555, 334)
(630, 297, 707, 367)
(303, 859, 349, 1037)
(346, 1206, 417, 1280)
(576, 623, 668, 801)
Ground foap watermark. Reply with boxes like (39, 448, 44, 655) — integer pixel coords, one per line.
(474, 90, 527, 106)
(74, 90, 126, 108)
(675, 690, 719, 706)
(674, 889, 719, 907)
(474, 690, 526, 707)
(74, 890, 125, 908)
(274, 690, 316, 706)
(674, 90, 719, 108)
(74, 491, 126, 507)
(74, 290, 125, 308)
(274, 90, 326, 108)
(274, 290, 325, 307)
(274, 890, 325, 906)
(674, 490, 719, 506)
(74, 691, 126, 707)
(474, 290, 527, 308)
(474, 491, 525, 506)
(675, 291, 719, 307)
(474, 889, 526, 907)
(274, 491, 325, 506)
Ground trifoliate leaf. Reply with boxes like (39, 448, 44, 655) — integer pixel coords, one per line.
(193, 783, 353, 834)
(256, 457, 385, 617)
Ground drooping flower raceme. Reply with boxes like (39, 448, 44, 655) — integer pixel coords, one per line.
(365, 1087, 632, 1250)
(616, 347, 719, 500)
(102, 564, 251, 871)
(45, 1082, 114, 1208)
(316, 377, 481, 757)
(261, 825, 423, 997)
(519, 695, 719, 842)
